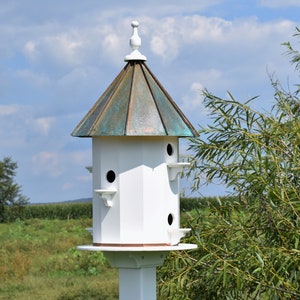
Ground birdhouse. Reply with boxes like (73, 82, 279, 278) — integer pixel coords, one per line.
(72, 21, 198, 247)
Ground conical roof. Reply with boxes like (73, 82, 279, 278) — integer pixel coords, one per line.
(71, 21, 198, 137)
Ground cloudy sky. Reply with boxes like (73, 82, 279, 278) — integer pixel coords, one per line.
(1, 1, 299, 203)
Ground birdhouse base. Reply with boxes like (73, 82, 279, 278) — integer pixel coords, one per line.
(93, 243, 171, 247)
(77, 243, 197, 252)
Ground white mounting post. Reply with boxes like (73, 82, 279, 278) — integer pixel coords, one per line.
(104, 251, 167, 300)
(119, 268, 156, 300)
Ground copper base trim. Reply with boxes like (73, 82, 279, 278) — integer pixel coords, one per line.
(93, 242, 171, 247)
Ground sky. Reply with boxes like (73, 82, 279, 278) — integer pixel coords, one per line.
(0, 0, 299, 203)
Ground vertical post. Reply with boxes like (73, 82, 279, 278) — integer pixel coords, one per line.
(104, 251, 168, 300)
(119, 267, 157, 300)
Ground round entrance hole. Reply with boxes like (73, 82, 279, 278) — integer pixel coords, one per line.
(167, 213, 174, 226)
(106, 170, 116, 183)
(167, 144, 173, 156)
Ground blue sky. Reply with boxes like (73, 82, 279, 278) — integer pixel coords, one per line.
(0, 1, 299, 203)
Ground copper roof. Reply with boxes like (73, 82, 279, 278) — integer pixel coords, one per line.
(71, 60, 198, 137)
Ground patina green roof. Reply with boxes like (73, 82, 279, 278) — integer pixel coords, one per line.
(71, 60, 198, 137)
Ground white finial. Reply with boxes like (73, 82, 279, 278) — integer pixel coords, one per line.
(124, 21, 147, 61)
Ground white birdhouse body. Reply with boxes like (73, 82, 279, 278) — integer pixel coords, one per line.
(72, 21, 198, 248)
(92, 136, 180, 246)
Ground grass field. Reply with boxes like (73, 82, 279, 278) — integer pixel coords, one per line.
(0, 218, 118, 300)
(0, 199, 208, 300)
(0, 199, 233, 299)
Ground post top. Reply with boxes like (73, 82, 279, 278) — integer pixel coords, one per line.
(124, 21, 147, 61)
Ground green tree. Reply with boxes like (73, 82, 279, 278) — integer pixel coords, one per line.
(158, 29, 300, 299)
(0, 157, 29, 221)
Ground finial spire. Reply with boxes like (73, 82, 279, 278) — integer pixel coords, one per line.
(124, 21, 147, 61)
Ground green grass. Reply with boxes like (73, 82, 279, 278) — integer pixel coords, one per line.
(0, 198, 238, 299)
(0, 218, 118, 300)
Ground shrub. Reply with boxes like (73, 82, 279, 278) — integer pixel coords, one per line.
(158, 29, 300, 299)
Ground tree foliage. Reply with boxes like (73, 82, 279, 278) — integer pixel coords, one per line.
(158, 29, 300, 299)
(0, 157, 29, 221)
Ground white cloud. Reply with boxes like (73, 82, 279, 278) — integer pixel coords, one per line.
(0, 104, 33, 148)
(229, 19, 293, 44)
(143, 15, 295, 68)
(150, 18, 180, 61)
(43, 32, 84, 66)
(23, 40, 39, 61)
(32, 151, 64, 178)
(182, 82, 204, 111)
(0, 104, 58, 152)
(151, 35, 179, 61)
(7, 12, 294, 91)
(59, 152, 92, 192)
(31, 117, 55, 135)
(21, 28, 100, 75)
(181, 81, 209, 116)
(182, 15, 232, 44)
(0, 104, 20, 116)
(23, 33, 85, 72)
(70, 150, 91, 165)
(16, 69, 50, 87)
(77, 175, 91, 182)
(62, 182, 73, 191)
(32, 149, 92, 180)
(102, 32, 125, 65)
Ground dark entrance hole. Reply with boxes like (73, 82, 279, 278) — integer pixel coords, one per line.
(167, 144, 173, 156)
(106, 170, 116, 183)
(167, 213, 174, 226)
